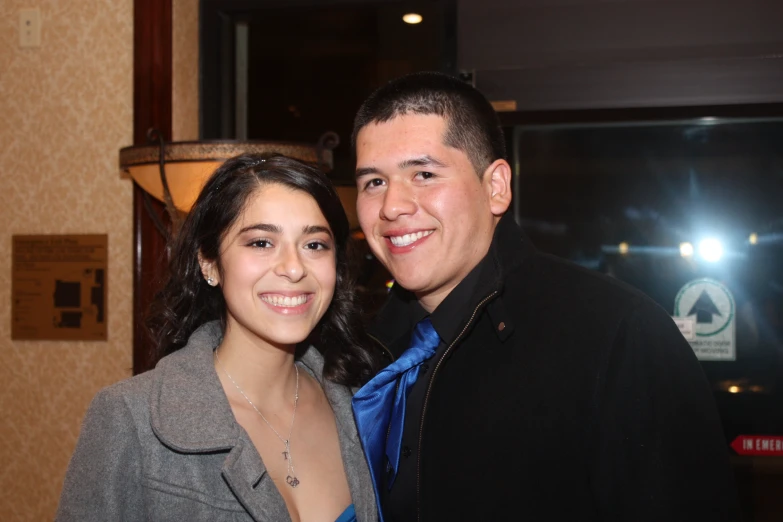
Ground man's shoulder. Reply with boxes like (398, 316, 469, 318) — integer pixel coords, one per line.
(492, 216, 657, 316)
(503, 250, 667, 324)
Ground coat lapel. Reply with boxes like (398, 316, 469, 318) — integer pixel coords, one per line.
(149, 323, 286, 520)
(149, 322, 377, 522)
(149, 322, 240, 452)
(299, 350, 378, 522)
(222, 437, 290, 521)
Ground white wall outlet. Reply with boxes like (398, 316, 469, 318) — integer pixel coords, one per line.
(19, 8, 41, 48)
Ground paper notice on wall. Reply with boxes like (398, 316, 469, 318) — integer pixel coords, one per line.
(12, 234, 107, 341)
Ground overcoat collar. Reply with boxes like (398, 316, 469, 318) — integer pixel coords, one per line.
(368, 212, 536, 350)
(149, 321, 375, 521)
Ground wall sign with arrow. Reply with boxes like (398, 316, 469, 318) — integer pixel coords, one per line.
(673, 278, 736, 361)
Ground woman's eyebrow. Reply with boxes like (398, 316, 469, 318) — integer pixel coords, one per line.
(238, 223, 281, 234)
(303, 225, 333, 237)
(237, 223, 332, 237)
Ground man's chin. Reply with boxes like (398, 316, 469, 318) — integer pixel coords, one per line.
(391, 275, 431, 296)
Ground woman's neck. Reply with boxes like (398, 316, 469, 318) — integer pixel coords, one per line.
(214, 321, 298, 407)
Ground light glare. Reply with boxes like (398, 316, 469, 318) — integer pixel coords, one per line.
(749, 232, 758, 245)
(698, 238, 723, 262)
(402, 13, 423, 24)
(679, 242, 694, 257)
(618, 242, 629, 255)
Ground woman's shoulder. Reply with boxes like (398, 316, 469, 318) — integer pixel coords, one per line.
(86, 369, 160, 421)
(90, 322, 220, 407)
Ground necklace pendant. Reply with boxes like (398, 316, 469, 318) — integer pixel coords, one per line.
(282, 451, 289, 460)
(286, 475, 300, 488)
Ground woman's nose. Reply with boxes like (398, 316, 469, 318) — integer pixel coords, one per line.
(274, 244, 306, 282)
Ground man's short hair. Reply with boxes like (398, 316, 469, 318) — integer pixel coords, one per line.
(351, 72, 507, 177)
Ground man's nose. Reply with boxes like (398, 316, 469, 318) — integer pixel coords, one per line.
(380, 181, 416, 221)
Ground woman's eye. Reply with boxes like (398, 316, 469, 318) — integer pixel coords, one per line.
(305, 241, 330, 251)
(249, 239, 272, 248)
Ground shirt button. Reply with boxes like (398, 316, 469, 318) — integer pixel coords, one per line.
(402, 446, 412, 458)
(498, 322, 506, 331)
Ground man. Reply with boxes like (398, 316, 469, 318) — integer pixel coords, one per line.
(350, 72, 740, 522)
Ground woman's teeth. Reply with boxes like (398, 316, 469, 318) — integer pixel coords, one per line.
(389, 230, 433, 247)
(261, 295, 308, 307)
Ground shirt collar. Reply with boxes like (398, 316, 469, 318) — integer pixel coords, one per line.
(368, 213, 536, 353)
(414, 250, 495, 345)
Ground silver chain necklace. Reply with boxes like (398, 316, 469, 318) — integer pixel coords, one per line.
(214, 349, 301, 488)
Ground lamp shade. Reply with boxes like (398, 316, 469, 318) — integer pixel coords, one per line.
(119, 140, 332, 214)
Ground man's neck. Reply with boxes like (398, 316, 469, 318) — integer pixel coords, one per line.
(415, 287, 454, 313)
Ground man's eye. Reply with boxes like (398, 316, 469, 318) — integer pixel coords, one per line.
(416, 171, 435, 180)
(363, 178, 385, 190)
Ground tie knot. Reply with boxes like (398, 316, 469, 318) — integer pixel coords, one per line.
(410, 317, 440, 356)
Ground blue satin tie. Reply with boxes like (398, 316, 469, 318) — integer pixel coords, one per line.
(352, 318, 440, 517)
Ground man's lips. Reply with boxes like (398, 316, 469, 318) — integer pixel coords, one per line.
(384, 229, 434, 248)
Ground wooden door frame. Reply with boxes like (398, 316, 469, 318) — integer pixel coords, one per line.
(132, 0, 173, 374)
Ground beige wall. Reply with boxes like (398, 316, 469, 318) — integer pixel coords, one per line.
(2, 1, 776, 517)
(173, 0, 199, 141)
(0, 1, 200, 518)
(0, 0, 133, 521)
(0, 1, 133, 520)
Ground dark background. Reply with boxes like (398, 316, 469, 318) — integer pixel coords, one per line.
(195, 1, 783, 519)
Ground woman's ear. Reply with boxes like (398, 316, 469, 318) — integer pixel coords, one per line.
(198, 252, 219, 286)
(483, 159, 512, 216)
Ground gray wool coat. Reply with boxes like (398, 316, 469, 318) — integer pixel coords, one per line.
(56, 322, 378, 522)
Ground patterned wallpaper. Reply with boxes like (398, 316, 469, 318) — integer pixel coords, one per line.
(0, 1, 200, 518)
(0, 1, 133, 520)
(173, 0, 199, 141)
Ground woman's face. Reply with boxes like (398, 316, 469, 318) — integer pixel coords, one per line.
(205, 183, 337, 349)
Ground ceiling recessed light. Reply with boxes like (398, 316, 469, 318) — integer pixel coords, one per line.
(402, 13, 423, 24)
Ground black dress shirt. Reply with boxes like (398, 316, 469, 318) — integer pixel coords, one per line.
(380, 253, 496, 522)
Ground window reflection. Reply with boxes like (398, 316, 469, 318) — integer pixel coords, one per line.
(513, 118, 783, 440)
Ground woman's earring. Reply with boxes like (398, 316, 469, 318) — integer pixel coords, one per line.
(206, 277, 215, 286)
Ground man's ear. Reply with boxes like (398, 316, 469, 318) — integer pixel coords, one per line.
(483, 159, 512, 216)
(197, 252, 219, 286)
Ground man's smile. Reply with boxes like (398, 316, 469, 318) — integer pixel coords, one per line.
(387, 229, 434, 248)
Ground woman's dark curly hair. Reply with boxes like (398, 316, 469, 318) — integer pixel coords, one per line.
(145, 152, 382, 387)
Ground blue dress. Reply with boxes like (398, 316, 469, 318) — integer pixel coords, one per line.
(335, 504, 357, 522)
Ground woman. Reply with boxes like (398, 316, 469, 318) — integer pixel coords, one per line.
(57, 153, 381, 521)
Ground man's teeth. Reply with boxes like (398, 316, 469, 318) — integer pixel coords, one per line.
(261, 295, 308, 307)
(389, 230, 433, 247)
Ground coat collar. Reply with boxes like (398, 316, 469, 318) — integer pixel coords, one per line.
(148, 322, 376, 521)
(369, 213, 536, 349)
(149, 321, 359, 450)
(149, 321, 238, 453)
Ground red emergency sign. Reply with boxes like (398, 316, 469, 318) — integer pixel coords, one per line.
(730, 435, 783, 456)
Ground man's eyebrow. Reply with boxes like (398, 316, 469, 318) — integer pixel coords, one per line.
(355, 155, 448, 179)
(303, 225, 333, 237)
(398, 155, 448, 170)
(238, 223, 281, 234)
(355, 166, 380, 179)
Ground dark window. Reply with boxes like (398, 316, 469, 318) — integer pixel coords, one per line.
(510, 116, 783, 441)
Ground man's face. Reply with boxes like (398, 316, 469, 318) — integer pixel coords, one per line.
(355, 114, 504, 311)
